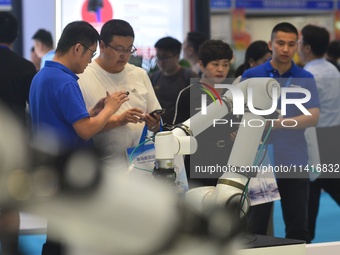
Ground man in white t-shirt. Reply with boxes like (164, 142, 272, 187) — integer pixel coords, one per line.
(78, 19, 161, 171)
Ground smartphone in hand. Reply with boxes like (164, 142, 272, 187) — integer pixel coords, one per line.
(149, 109, 165, 118)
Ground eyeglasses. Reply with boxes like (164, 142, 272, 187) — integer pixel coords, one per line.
(105, 43, 137, 55)
(156, 55, 176, 62)
(80, 43, 97, 58)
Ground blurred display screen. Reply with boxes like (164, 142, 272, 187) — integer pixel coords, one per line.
(60, 0, 185, 62)
(0, 0, 11, 10)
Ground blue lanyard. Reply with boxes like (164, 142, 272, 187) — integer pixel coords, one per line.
(269, 71, 292, 88)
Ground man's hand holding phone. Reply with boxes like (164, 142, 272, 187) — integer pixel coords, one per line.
(145, 109, 165, 132)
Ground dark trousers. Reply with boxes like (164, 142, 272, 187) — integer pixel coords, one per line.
(247, 178, 310, 242)
(308, 178, 340, 241)
(247, 202, 273, 235)
(41, 225, 65, 255)
(41, 240, 64, 255)
(308, 126, 340, 242)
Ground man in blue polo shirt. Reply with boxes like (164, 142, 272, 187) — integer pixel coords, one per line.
(241, 22, 320, 242)
(29, 21, 129, 255)
(29, 21, 129, 152)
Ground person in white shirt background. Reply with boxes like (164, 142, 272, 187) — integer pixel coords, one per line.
(78, 19, 162, 172)
(298, 24, 340, 243)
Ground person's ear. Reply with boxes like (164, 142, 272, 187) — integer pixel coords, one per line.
(99, 40, 106, 50)
(268, 41, 273, 51)
(73, 43, 83, 57)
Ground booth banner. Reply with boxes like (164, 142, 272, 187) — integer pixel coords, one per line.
(232, 8, 251, 50)
(126, 125, 189, 193)
(248, 144, 281, 206)
(126, 145, 189, 193)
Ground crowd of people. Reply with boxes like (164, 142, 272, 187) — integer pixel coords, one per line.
(1, 9, 340, 255)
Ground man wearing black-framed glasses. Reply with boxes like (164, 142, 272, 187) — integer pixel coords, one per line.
(104, 42, 137, 55)
(29, 21, 129, 255)
(78, 19, 162, 172)
(80, 43, 97, 58)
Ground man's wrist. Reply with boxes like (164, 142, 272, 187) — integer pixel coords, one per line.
(149, 122, 160, 131)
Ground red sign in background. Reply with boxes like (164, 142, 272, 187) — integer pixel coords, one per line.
(81, 0, 113, 30)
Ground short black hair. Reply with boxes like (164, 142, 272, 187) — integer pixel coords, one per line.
(198, 40, 233, 67)
(0, 11, 18, 44)
(100, 19, 134, 45)
(245, 41, 271, 69)
(301, 25, 329, 57)
(56, 21, 100, 55)
(154, 36, 182, 55)
(32, 29, 54, 48)
(235, 40, 271, 77)
(327, 40, 340, 59)
(271, 22, 298, 40)
(187, 31, 208, 54)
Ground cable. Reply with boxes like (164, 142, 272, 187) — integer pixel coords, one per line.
(128, 137, 154, 173)
(238, 125, 273, 219)
(239, 177, 251, 218)
(256, 143, 269, 166)
(172, 83, 195, 125)
(253, 125, 272, 166)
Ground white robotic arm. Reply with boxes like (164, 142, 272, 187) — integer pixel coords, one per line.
(154, 78, 280, 217)
(0, 78, 280, 255)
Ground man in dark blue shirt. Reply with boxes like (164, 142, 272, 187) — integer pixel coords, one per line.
(242, 22, 320, 242)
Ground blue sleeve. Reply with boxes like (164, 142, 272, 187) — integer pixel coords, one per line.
(241, 66, 266, 81)
(241, 69, 251, 81)
(57, 82, 90, 124)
